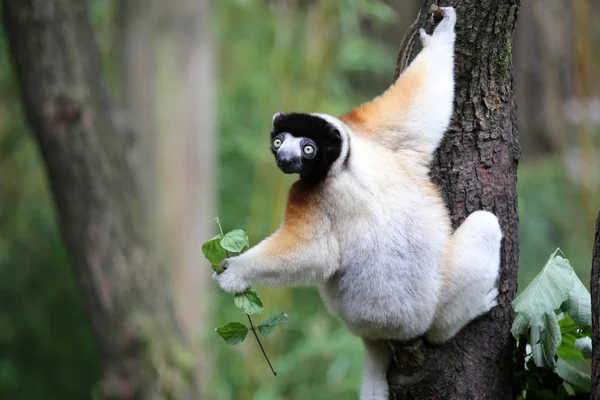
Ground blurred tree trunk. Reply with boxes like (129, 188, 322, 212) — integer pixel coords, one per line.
(592, 210, 600, 398)
(381, 0, 421, 44)
(513, 0, 569, 157)
(2, 1, 198, 399)
(388, 1, 520, 398)
(117, 0, 215, 391)
(572, 0, 597, 237)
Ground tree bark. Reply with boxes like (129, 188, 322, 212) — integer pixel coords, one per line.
(2, 1, 198, 399)
(117, 0, 216, 391)
(388, 1, 520, 399)
(592, 210, 600, 399)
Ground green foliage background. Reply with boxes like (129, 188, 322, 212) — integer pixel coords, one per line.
(0, 1, 598, 399)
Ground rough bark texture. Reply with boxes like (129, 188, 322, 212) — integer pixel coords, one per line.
(592, 210, 600, 399)
(388, 1, 520, 399)
(2, 1, 197, 398)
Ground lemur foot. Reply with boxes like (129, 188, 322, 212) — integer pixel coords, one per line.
(482, 287, 499, 313)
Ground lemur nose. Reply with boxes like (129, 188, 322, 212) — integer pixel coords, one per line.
(278, 157, 294, 168)
(277, 155, 301, 173)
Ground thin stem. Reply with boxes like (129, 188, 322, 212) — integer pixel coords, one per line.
(215, 217, 231, 259)
(562, 326, 581, 335)
(247, 314, 277, 376)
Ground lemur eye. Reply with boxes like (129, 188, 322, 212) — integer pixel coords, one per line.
(303, 145, 314, 155)
(273, 138, 282, 148)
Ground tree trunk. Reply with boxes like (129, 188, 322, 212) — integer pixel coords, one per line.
(2, 1, 198, 399)
(592, 210, 600, 398)
(388, 1, 520, 399)
(513, 0, 569, 157)
(117, 0, 216, 391)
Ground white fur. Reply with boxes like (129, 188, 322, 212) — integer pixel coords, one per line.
(395, 7, 457, 160)
(318, 134, 447, 341)
(214, 8, 502, 400)
(272, 111, 284, 122)
(425, 210, 502, 344)
(215, 224, 339, 292)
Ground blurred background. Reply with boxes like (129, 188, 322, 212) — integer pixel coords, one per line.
(0, 0, 599, 399)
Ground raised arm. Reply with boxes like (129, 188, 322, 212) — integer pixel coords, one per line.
(213, 182, 339, 293)
(340, 7, 456, 157)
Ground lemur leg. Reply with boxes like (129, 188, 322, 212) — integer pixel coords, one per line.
(404, 6, 457, 154)
(425, 211, 502, 344)
(360, 339, 390, 400)
(340, 7, 456, 156)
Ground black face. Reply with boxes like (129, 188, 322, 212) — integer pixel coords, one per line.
(270, 113, 343, 185)
(270, 134, 317, 174)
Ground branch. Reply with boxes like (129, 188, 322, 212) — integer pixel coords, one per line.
(591, 210, 600, 397)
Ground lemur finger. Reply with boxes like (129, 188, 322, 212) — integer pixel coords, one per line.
(431, 4, 444, 23)
(221, 258, 230, 270)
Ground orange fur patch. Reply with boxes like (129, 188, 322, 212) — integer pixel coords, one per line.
(340, 57, 429, 144)
(262, 181, 321, 257)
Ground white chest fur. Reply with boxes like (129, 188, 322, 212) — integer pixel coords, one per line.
(318, 138, 450, 340)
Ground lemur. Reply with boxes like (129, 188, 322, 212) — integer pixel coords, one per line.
(214, 7, 502, 400)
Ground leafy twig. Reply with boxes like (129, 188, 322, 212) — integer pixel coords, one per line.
(204, 217, 288, 377)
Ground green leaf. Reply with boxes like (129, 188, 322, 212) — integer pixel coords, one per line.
(558, 313, 579, 333)
(575, 337, 592, 359)
(234, 288, 264, 315)
(202, 234, 226, 268)
(257, 312, 289, 337)
(513, 249, 575, 318)
(558, 314, 588, 337)
(530, 312, 561, 368)
(511, 313, 529, 337)
(555, 359, 591, 392)
(561, 275, 591, 327)
(557, 331, 585, 361)
(215, 322, 248, 345)
(221, 229, 249, 253)
(553, 299, 592, 365)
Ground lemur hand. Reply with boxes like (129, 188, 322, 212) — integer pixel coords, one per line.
(212, 258, 250, 293)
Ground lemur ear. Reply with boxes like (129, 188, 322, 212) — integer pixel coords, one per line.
(272, 112, 285, 124)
